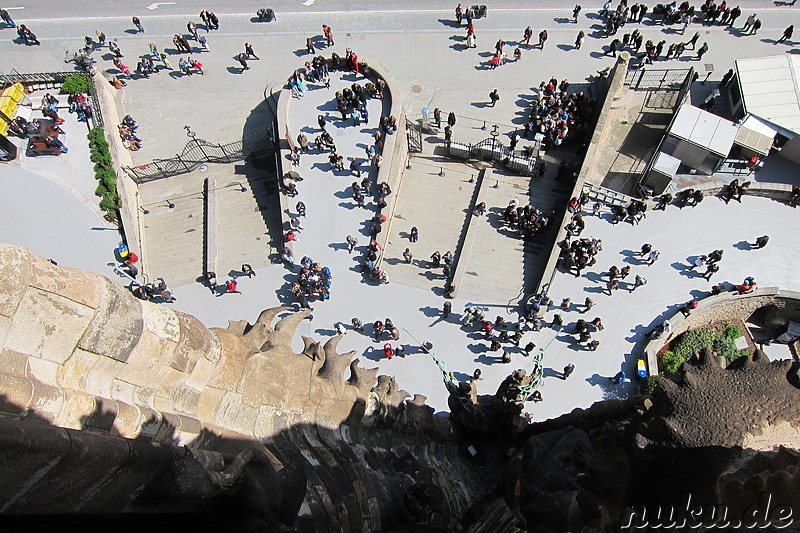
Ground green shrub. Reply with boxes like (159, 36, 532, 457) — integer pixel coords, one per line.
(639, 375, 662, 395)
(659, 351, 686, 375)
(723, 324, 742, 340)
(87, 126, 121, 222)
(672, 328, 714, 359)
(60, 74, 90, 95)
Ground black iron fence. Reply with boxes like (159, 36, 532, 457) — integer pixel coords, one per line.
(446, 136, 538, 175)
(0, 71, 102, 129)
(123, 133, 276, 183)
(625, 68, 692, 91)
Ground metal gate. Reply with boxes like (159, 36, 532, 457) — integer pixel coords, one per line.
(406, 117, 422, 153)
(625, 68, 692, 90)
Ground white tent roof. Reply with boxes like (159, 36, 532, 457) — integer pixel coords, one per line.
(735, 115, 779, 155)
(668, 104, 738, 156)
(735, 54, 800, 135)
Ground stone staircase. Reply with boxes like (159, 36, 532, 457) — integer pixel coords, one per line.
(211, 166, 280, 277)
(139, 161, 280, 287)
(140, 174, 206, 287)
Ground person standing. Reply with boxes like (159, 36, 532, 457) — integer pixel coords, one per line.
(403, 248, 413, 264)
(132, 16, 143, 33)
(630, 275, 647, 292)
(575, 31, 585, 49)
(728, 6, 741, 27)
(573, 4, 582, 22)
(750, 17, 762, 34)
(447, 111, 456, 128)
(777, 25, 794, 44)
(346, 235, 358, 254)
(410, 226, 419, 242)
(296, 201, 306, 217)
(224, 279, 240, 294)
(538, 29, 548, 48)
(753, 235, 769, 249)
(237, 53, 249, 71)
(647, 249, 660, 266)
(306, 37, 315, 54)
(562, 363, 575, 379)
(455, 3, 463, 24)
(742, 13, 756, 32)
(241, 264, 255, 278)
(322, 24, 334, 46)
(523, 26, 533, 46)
(489, 89, 499, 107)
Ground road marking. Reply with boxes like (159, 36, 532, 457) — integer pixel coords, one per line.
(302, 0, 316, 5)
(146, 2, 176, 10)
(4, 6, 24, 9)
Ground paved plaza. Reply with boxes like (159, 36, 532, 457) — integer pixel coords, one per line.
(2, 0, 800, 421)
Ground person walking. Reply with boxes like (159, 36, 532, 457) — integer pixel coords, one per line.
(742, 13, 757, 32)
(443, 301, 452, 318)
(0, 8, 17, 27)
(296, 201, 306, 217)
(726, 5, 740, 25)
(455, 3, 463, 24)
(403, 248, 413, 264)
(753, 235, 769, 249)
(489, 89, 500, 107)
(523, 26, 533, 46)
(572, 4, 582, 22)
(538, 29, 548, 48)
(237, 53, 249, 71)
(703, 262, 720, 280)
(687, 31, 700, 49)
(750, 17, 762, 34)
(647, 249, 660, 266)
(245, 42, 259, 59)
(696, 42, 709, 60)
(777, 25, 794, 44)
(629, 275, 647, 292)
(562, 363, 575, 379)
(132, 16, 144, 33)
(241, 264, 255, 278)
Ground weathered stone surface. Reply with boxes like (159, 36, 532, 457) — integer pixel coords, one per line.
(5, 287, 94, 364)
(170, 312, 213, 374)
(78, 277, 143, 363)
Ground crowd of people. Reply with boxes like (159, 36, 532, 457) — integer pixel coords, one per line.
(503, 197, 556, 241)
(522, 83, 597, 150)
(290, 258, 333, 308)
(118, 114, 142, 151)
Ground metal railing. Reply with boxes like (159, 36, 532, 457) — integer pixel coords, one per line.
(445, 136, 538, 175)
(625, 68, 693, 91)
(0, 70, 102, 130)
(123, 130, 277, 183)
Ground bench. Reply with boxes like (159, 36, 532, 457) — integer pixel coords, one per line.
(28, 140, 61, 156)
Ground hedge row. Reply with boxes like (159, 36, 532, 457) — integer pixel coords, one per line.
(88, 127, 121, 221)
